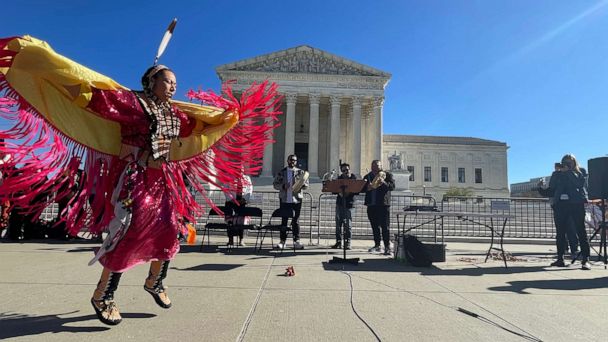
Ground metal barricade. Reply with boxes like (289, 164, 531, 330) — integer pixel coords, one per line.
(316, 193, 437, 241)
(440, 196, 555, 238)
(38, 189, 558, 241)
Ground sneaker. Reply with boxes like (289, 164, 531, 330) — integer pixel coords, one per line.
(275, 241, 286, 249)
(238, 241, 246, 247)
(345, 241, 352, 250)
(550, 259, 566, 267)
(294, 240, 305, 250)
(570, 253, 577, 262)
(368, 245, 381, 253)
(331, 241, 342, 249)
(581, 261, 591, 270)
(383, 248, 392, 256)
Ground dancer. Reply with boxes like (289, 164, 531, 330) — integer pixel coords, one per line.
(0, 34, 280, 325)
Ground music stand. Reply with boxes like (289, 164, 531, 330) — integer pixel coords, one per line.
(324, 179, 367, 265)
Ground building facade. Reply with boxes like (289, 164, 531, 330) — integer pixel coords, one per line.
(383, 135, 510, 198)
(216, 45, 391, 178)
(510, 176, 549, 197)
(217, 46, 510, 198)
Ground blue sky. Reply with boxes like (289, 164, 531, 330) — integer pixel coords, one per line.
(2, 0, 607, 184)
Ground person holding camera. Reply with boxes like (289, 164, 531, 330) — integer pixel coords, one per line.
(538, 154, 590, 270)
(540, 163, 580, 260)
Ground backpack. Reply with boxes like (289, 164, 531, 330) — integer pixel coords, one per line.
(403, 235, 432, 267)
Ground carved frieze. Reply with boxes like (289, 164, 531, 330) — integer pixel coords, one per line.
(229, 50, 379, 76)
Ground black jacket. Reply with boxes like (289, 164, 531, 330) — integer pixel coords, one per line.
(363, 171, 395, 206)
(538, 169, 588, 204)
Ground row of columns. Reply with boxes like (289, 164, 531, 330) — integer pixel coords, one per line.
(261, 93, 384, 178)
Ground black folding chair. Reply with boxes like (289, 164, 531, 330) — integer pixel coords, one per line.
(256, 207, 295, 253)
(229, 206, 264, 250)
(200, 206, 232, 251)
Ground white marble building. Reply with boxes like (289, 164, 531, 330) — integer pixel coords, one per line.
(216, 45, 390, 178)
(216, 46, 510, 198)
(383, 135, 510, 198)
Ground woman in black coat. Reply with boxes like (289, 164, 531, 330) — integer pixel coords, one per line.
(539, 154, 590, 270)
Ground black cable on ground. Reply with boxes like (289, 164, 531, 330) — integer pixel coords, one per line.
(351, 273, 543, 342)
(341, 271, 382, 342)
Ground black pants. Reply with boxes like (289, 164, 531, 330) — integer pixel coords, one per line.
(280, 202, 301, 241)
(554, 202, 589, 260)
(367, 205, 390, 248)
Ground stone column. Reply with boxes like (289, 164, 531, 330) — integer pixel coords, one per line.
(261, 115, 274, 177)
(373, 97, 384, 162)
(307, 93, 320, 177)
(329, 95, 341, 173)
(284, 93, 297, 163)
(350, 96, 362, 175)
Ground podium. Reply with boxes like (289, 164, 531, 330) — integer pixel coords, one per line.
(324, 179, 367, 265)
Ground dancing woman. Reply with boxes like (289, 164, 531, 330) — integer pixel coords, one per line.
(0, 34, 280, 325)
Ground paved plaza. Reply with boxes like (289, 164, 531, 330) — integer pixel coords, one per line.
(1, 237, 608, 341)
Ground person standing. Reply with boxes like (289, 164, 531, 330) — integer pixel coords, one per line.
(332, 163, 357, 250)
(273, 154, 308, 250)
(539, 163, 580, 260)
(539, 154, 590, 270)
(363, 160, 395, 255)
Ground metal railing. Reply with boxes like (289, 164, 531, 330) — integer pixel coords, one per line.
(438, 196, 555, 238)
(36, 190, 565, 241)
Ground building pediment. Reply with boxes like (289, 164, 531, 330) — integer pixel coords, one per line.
(216, 45, 390, 78)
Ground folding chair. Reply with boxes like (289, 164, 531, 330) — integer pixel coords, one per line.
(229, 206, 264, 249)
(256, 207, 295, 253)
(200, 206, 232, 251)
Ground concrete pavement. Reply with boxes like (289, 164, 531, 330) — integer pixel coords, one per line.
(1, 237, 608, 341)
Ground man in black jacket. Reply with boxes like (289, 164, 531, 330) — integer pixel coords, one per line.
(332, 163, 357, 250)
(363, 160, 395, 255)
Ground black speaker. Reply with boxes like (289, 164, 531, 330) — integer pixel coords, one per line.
(588, 157, 608, 200)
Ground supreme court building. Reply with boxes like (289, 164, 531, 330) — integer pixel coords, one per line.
(216, 46, 509, 198)
(217, 45, 389, 178)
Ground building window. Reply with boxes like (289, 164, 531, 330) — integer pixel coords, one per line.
(407, 166, 414, 181)
(424, 166, 432, 182)
(475, 168, 483, 184)
(441, 167, 448, 182)
(458, 168, 465, 183)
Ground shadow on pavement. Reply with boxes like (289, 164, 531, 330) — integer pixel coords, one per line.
(488, 276, 608, 294)
(0, 311, 155, 339)
(172, 264, 245, 271)
(322, 258, 554, 276)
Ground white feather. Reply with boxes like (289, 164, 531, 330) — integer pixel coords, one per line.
(154, 18, 177, 64)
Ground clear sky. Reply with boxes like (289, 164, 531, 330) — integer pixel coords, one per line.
(2, 0, 607, 184)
